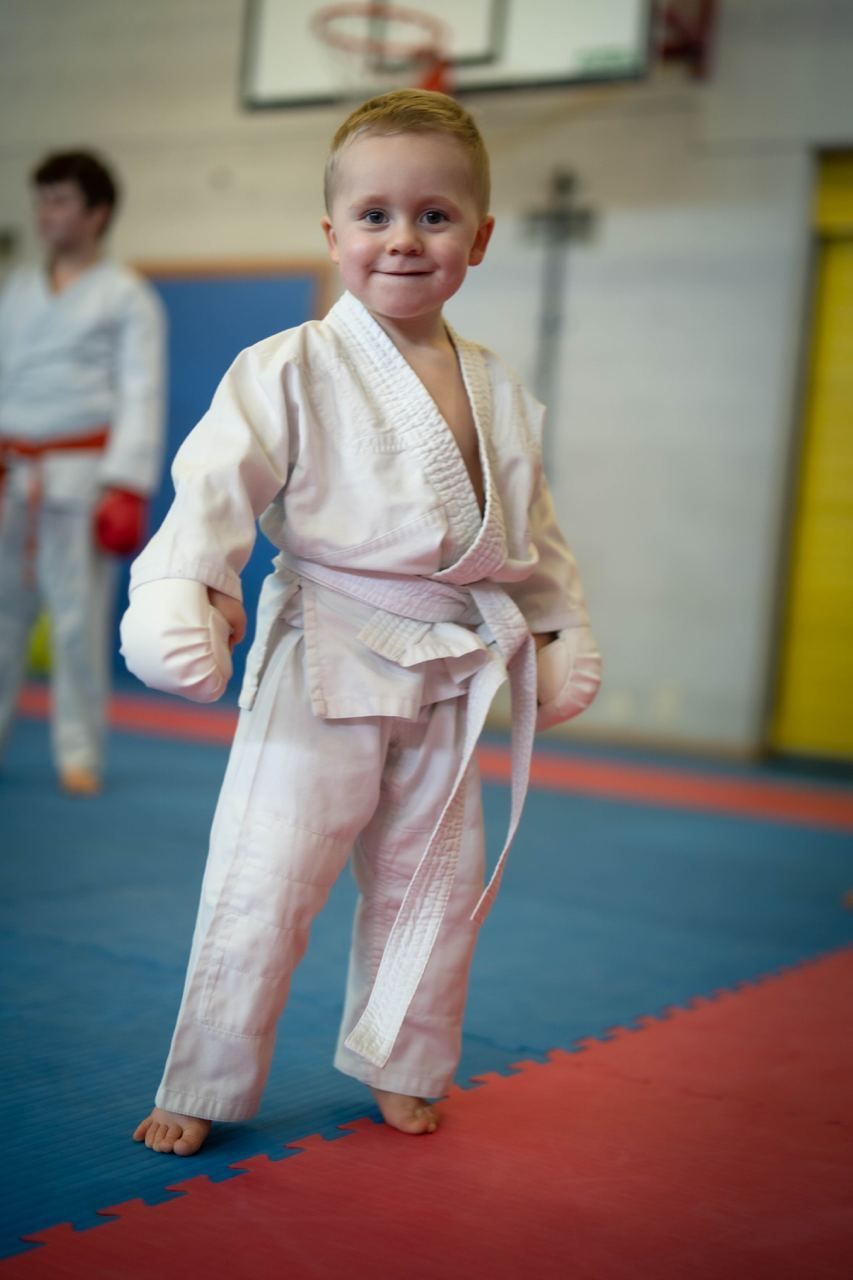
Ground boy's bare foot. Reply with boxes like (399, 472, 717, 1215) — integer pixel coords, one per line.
(59, 766, 101, 795)
(133, 1106, 211, 1156)
(371, 1087, 439, 1135)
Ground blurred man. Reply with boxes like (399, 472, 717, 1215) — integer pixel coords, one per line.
(0, 150, 165, 793)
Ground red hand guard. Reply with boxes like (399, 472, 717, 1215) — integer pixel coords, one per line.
(94, 488, 147, 555)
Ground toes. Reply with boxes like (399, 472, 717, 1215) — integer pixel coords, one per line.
(173, 1124, 206, 1157)
(390, 1105, 438, 1135)
(152, 1124, 178, 1153)
(135, 1112, 210, 1155)
(157, 1124, 182, 1154)
(148, 1123, 172, 1152)
(372, 1090, 440, 1135)
(414, 1106, 438, 1134)
(132, 1118, 150, 1142)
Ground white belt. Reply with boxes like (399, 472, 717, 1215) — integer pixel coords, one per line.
(289, 558, 537, 1070)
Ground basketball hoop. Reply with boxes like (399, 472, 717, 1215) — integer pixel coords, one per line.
(310, 2, 453, 98)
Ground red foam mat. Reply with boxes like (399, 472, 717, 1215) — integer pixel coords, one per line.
(10, 948, 852, 1279)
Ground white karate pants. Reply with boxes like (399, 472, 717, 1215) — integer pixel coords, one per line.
(0, 492, 116, 774)
(155, 620, 486, 1122)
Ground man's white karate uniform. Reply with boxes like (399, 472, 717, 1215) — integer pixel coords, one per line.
(0, 260, 165, 774)
(122, 292, 600, 1117)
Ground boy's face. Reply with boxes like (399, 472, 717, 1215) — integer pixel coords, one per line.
(34, 181, 109, 252)
(322, 132, 494, 327)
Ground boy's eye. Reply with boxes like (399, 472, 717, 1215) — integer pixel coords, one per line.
(362, 209, 388, 225)
(421, 210, 448, 225)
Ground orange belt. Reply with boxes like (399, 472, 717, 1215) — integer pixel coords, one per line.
(0, 425, 110, 582)
(0, 425, 110, 462)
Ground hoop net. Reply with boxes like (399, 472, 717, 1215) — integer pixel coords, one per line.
(310, 2, 454, 100)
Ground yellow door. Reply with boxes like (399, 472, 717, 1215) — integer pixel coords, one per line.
(772, 156, 853, 758)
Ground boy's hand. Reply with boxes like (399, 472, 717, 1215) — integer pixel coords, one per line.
(120, 579, 238, 704)
(208, 588, 247, 651)
(535, 626, 602, 730)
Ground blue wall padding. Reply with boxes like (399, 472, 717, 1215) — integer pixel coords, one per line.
(114, 272, 318, 686)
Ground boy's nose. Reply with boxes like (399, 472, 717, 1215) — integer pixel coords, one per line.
(388, 222, 423, 255)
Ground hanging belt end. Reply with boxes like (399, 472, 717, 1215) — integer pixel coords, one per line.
(344, 1021, 393, 1069)
(469, 885, 496, 926)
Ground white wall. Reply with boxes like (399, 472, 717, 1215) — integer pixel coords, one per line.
(448, 77, 816, 749)
(1, 0, 851, 752)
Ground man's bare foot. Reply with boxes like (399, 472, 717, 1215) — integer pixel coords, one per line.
(371, 1087, 439, 1135)
(133, 1106, 211, 1156)
(59, 766, 101, 795)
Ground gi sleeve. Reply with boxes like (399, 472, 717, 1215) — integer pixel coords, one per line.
(128, 343, 294, 602)
(507, 468, 603, 730)
(0, 271, 20, 386)
(121, 344, 295, 702)
(506, 469, 592, 636)
(98, 277, 167, 496)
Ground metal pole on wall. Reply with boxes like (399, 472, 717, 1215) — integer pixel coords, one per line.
(526, 169, 597, 477)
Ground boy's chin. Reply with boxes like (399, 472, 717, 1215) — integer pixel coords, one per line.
(358, 284, 461, 323)
(368, 301, 447, 328)
(41, 235, 82, 253)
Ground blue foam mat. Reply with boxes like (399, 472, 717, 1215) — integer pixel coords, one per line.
(2, 717, 852, 1257)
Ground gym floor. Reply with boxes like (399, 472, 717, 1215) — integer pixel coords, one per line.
(2, 689, 851, 1278)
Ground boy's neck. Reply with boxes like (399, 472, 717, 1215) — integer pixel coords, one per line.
(46, 242, 104, 292)
(368, 307, 451, 355)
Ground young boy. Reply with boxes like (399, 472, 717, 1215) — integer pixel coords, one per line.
(122, 90, 601, 1156)
(0, 150, 165, 794)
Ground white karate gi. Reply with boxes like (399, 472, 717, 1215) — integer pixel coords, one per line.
(121, 292, 600, 1116)
(0, 260, 165, 773)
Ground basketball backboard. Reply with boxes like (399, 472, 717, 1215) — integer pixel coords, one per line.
(242, 0, 653, 110)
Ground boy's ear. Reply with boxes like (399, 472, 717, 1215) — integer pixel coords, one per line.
(88, 203, 112, 241)
(468, 215, 495, 267)
(321, 216, 340, 263)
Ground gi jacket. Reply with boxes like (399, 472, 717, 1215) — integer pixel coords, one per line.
(0, 261, 165, 503)
(129, 291, 593, 721)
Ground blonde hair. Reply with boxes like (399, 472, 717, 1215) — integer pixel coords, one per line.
(324, 88, 490, 214)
